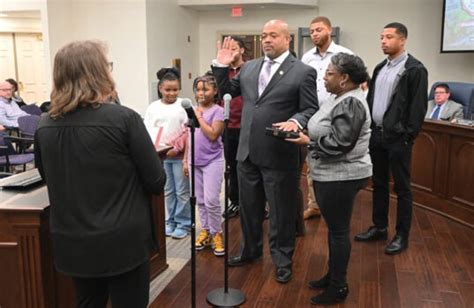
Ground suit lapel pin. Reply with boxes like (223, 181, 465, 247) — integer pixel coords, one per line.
(279, 70, 284, 75)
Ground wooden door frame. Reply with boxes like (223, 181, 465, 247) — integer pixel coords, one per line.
(217, 30, 299, 60)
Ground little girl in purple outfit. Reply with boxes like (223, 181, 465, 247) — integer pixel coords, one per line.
(183, 73, 225, 256)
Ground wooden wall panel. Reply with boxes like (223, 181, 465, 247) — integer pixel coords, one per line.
(448, 138, 474, 207)
(412, 131, 437, 193)
(0, 190, 167, 308)
(0, 243, 23, 308)
(411, 120, 474, 228)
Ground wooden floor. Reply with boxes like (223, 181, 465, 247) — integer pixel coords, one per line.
(151, 190, 474, 307)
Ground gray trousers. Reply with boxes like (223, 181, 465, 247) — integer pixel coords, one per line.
(237, 158, 298, 269)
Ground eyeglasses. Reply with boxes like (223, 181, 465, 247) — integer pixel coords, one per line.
(0, 88, 13, 92)
(434, 91, 447, 95)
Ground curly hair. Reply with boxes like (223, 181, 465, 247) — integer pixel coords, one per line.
(330, 53, 370, 85)
(193, 72, 219, 102)
(156, 67, 180, 83)
(156, 67, 180, 98)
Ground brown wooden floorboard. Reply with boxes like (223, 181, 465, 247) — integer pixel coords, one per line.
(151, 190, 474, 307)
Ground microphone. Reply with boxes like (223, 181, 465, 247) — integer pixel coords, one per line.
(223, 93, 232, 121)
(181, 98, 200, 128)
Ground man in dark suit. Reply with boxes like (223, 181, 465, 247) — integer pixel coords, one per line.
(212, 19, 318, 283)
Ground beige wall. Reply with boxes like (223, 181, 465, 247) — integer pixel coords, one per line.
(197, 0, 474, 86)
(318, 0, 474, 85)
(197, 7, 319, 73)
(5, 0, 151, 113)
(3, 0, 473, 113)
(145, 0, 199, 104)
(46, 0, 72, 70)
(47, 0, 201, 113)
(65, 0, 149, 113)
(8, 0, 200, 114)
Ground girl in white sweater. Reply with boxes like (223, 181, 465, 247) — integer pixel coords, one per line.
(144, 67, 191, 239)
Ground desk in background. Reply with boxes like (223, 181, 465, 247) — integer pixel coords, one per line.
(411, 120, 474, 227)
(0, 182, 167, 308)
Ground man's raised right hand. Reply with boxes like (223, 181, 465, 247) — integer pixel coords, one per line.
(216, 36, 239, 66)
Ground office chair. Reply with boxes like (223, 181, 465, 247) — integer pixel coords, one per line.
(17, 115, 40, 153)
(21, 104, 42, 116)
(0, 133, 35, 172)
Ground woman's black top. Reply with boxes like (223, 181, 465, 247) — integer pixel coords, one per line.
(35, 103, 166, 278)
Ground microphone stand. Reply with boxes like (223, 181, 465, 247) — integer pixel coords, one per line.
(206, 112, 246, 307)
(188, 120, 197, 308)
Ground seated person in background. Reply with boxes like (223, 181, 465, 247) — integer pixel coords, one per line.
(426, 83, 464, 121)
(5, 78, 26, 107)
(0, 81, 28, 128)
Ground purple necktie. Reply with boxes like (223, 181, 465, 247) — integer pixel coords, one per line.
(258, 60, 274, 96)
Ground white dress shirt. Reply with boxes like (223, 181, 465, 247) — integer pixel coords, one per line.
(301, 41, 353, 106)
(259, 50, 290, 82)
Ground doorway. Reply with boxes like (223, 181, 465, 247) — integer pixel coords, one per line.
(221, 34, 296, 61)
(0, 32, 48, 104)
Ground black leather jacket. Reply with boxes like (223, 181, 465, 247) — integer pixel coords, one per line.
(367, 54, 428, 143)
(310, 96, 367, 159)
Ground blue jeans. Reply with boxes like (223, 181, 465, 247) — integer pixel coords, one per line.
(164, 159, 191, 231)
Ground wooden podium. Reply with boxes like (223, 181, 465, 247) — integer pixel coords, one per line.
(0, 183, 167, 308)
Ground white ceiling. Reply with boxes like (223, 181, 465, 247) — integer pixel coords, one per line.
(178, 0, 318, 11)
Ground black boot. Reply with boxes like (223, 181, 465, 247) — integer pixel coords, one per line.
(310, 284, 349, 305)
(308, 272, 331, 290)
(222, 202, 239, 218)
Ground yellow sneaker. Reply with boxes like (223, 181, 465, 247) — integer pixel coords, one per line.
(195, 229, 211, 250)
(212, 232, 225, 256)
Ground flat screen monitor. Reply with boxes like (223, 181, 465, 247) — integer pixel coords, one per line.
(441, 0, 474, 52)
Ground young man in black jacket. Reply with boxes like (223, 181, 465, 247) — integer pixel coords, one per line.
(354, 22, 428, 255)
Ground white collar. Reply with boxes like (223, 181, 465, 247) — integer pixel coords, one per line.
(315, 40, 338, 55)
(264, 50, 290, 65)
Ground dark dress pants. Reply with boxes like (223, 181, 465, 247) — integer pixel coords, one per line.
(237, 158, 299, 269)
(370, 128, 413, 236)
(314, 178, 368, 288)
(72, 261, 150, 308)
(224, 128, 240, 205)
